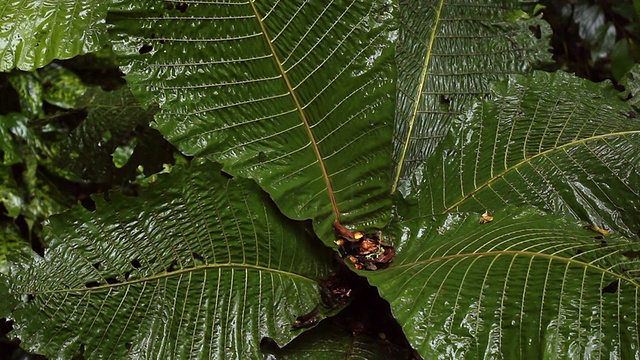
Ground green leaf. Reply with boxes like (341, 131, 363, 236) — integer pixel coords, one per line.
(0, 113, 34, 165)
(108, 0, 397, 242)
(366, 208, 640, 358)
(0, 165, 24, 218)
(0, 222, 29, 274)
(611, 39, 634, 82)
(7, 71, 44, 119)
(0, 113, 71, 221)
(261, 320, 412, 359)
(390, 0, 551, 194)
(620, 64, 640, 110)
(111, 138, 137, 168)
(0, 0, 108, 72)
(50, 87, 174, 183)
(6, 159, 334, 359)
(408, 71, 640, 237)
(0, 275, 18, 317)
(39, 63, 88, 109)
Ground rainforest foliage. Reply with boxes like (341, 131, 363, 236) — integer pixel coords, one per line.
(0, 0, 640, 359)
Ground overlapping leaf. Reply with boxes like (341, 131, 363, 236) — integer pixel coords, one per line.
(0, 0, 108, 71)
(108, 0, 397, 242)
(50, 86, 174, 183)
(405, 71, 640, 236)
(4, 160, 334, 359)
(391, 0, 551, 194)
(261, 321, 411, 359)
(366, 208, 640, 358)
(620, 63, 640, 109)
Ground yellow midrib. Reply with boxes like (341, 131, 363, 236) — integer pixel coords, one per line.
(24, 262, 318, 295)
(391, 0, 446, 194)
(443, 129, 640, 213)
(248, 0, 340, 222)
(391, 249, 640, 287)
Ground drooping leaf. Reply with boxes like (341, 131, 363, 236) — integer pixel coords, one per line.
(0, 0, 108, 72)
(0, 276, 17, 317)
(6, 71, 44, 119)
(39, 63, 88, 109)
(390, 0, 551, 194)
(50, 86, 175, 183)
(407, 71, 640, 237)
(5, 159, 334, 359)
(0, 113, 71, 221)
(261, 320, 412, 359)
(365, 207, 640, 358)
(0, 113, 34, 166)
(620, 63, 640, 110)
(108, 0, 397, 242)
(0, 222, 29, 274)
(611, 39, 635, 82)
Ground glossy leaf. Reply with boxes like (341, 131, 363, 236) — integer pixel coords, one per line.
(0, 113, 71, 220)
(5, 160, 334, 359)
(39, 63, 88, 109)
(261, 320, 412, 359)
(7, 71, 44, 119)
(0, 0, 108, 72)
(391, 0, 551, 194)
(50, 87, 174, 183)
(108, 0, 396, 242)
(407, 71, 640, 237)
(0, 276, 17, 316)
(366, 207, 640, 358)
(620, 63, 640, 110)
(0, 223, 28, 274)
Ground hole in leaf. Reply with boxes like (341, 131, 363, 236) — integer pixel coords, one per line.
(105, 277, 119, 285)
(593, 235, 603, 240)
(138, 44, 153, 54)
(166, 260, 178, 272)
(131, 259, 141, 269)
(92, 262, 101, 270)
(602, 280, 619, 294)
(599, 239, 608, 247)
(192, 252, 205, 264)
(260, 337, 277, 348)
(72, 344, 86, 360)
(529, 24, 542, 39)
(291, 306, 319, 330)
(85, 281, 100, 288)
(175, 2, 188, 12)
(438, 95, 451, 112)
(221, 170, 234, 179)
(124, 271, 132, 281)
(125, 342, 132, 350)
(623, 250, 640, 259)
(26, 294, 35, 302)
(575, 248, 583, 255)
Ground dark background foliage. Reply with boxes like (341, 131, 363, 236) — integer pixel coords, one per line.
(1, 1, 639, 358)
